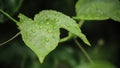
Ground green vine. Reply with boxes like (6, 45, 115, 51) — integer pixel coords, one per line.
(74, 39, 94, 64)
(0, 32, 20, 46)
(0, 9, 19, 24)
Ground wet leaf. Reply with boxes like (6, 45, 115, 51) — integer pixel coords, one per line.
(17, 10, 90, 63)
(36, 10, 90, 46)
(18, 13, 60, 63)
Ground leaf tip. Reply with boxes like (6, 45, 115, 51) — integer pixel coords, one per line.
(38, 56, 45, 63)
(85, 41, 91, 46)
(78, 33, 91, 46)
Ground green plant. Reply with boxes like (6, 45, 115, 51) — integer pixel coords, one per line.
(0, 0, 120, 68)
(0, 9, 90, 63)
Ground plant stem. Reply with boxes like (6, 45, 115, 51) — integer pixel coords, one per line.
(59, 20, 85, 43)
(59, 36, 71, 43)
(74, 39, 94, 64)
(0, 9, 21, 46)
(0, 32, 21, 46)
(59, 32, 72, 43)
(79, 20, 85, 27)
(0, 9, 19, 24)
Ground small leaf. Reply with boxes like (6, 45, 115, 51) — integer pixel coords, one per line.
(75, 0, 120, 21)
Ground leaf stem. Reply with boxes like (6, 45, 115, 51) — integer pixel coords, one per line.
(0, 9, 19, 24)
(0, 32, 21, 46)
(59, 36, 71, 43)
(59, 20, 85, 43)
(59, 32, 72, 43)
(74, 39, 94, 64)
(79, 20, 85, 27)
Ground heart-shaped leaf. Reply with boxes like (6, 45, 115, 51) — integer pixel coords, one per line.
(18, 13, 60, 63)
(17, 10, 90, 63)
(75, 0, 120, 22)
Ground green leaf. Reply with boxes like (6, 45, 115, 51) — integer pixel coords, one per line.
(75, 0, 120, 21)
(0, 0, 23, 23)
(111, 10, 120, 22)
(17, 10, 90, 63)
(35, 10, 90, 46)
(18, 13, 60, 63)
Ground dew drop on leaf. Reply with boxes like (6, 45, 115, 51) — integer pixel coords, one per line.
(46, 39, 49, 42)
(53, 26, 57, 30)
(31, 29, 35, 33)
(54, 18, 58, 22)
(39, 25, 43, 29)
(46, 22, 49, 25)
(46, 28, 52, 33)
(48, 30, 51, 33)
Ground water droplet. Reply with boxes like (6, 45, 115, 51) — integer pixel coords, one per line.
(31, 29, 35, 33)
(39, 26, 43, 29)
(47, 29, 52, 33)
(46, 39, 49, 42)
(53, 26, 58, 30)
(46, 22, 49, 25)
(48, 30, 51, 33)
(54, 18, 58, 22)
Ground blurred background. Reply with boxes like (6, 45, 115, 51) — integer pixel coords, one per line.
(0, 0, 120, 68)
